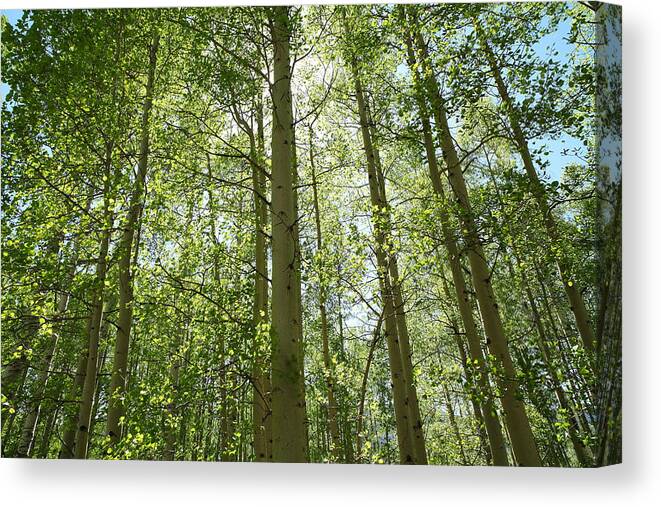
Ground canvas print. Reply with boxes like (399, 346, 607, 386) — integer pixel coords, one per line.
(0, 2, 621, 466)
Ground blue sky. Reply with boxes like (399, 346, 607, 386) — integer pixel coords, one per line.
(1, 10, 24, 104)
(2, 8, 22, 23)
(530, 17, 586, 183)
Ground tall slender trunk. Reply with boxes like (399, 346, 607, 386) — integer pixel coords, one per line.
(443, 381, 468, 465)
(250, 97, 272, 462)
(410, 18, 541, 466)
(75, 293, 114, 459)
(36, 402, 59, 458)
(533, 261, 593, 418)
(290, 127, 311, 460)
(204, 153, 232, 462)
(507, 253, 585, 466)
(106, 32, 160, 445)
(454, 330, 493, 464)
(347, 49, 415, 464)
(367, 111, 428, 463)
(74, 145, 115, 459)
(269, 6, 307, 462)
(488, 159, 594, 467)
(594, 192, 621, 465)
(401, 26, 510, 466)
(592, 3, 622, 466)
(309, 129, 343, 461)
(356, 313, 382, 462)
(438, 265, 496, 465)
(59, 351, 87, 458)
(522, 272, 593, 466)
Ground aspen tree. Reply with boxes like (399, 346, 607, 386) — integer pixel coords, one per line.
(409, 9, 541, 466)
(401, 19, 510, 466)
(75, 17, 126, 457)
(347, 47, 415, 464)
(249, 97, 272, 462)
(367, 104, 428, 464)
(106, 32, 160, 445)
(309, 128, 343, 461)
(290, 128, 311, 460)
(74, 144, 116, 459)
(268, 6, 308, 462)
(438, 266, 503, 465)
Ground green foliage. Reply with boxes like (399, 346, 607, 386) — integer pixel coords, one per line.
(1, 4, 608, 466)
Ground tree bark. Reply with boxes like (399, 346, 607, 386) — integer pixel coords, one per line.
(348, 49, 415, 464)
(58, 350, 86, 458)
(269, 6, 308, 463)
(309, 129, 343, 461)
(366, 109, 428, 464)
(106, 32, 160, 445)
(74, 144, 115, 459)
(290, 123, 310, 460)
(402, 25, 510, 466)
(249, 97, 272, 463)
(411, 19, 541, 466)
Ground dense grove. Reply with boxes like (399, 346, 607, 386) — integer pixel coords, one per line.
(1, 3, 621, 466)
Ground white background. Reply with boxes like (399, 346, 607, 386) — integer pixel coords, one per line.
(0, 0, 658, 506)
